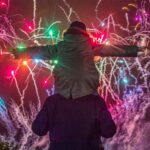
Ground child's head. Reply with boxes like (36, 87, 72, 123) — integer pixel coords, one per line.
(63, 21, 89, 37)
(69, 21, 86, 31)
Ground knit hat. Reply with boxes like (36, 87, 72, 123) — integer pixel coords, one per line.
(70, 21, 86, 31)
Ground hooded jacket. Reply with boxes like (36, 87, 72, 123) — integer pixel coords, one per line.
(15, 28, 139, 99)
(53, 28, 100, 99)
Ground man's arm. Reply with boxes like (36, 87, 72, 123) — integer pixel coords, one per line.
(97, 97, 116, 138)
(32, 97, 54, 136)
(93, 45, 140, 57)
(13, 45, 57, 60)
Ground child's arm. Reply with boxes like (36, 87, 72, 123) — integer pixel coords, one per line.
(13, 45, 57, 60)
(93, 44, 142, 57)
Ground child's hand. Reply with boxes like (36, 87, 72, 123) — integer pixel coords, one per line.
(138, 47, 149, 57)
(11, 49, 20, 59)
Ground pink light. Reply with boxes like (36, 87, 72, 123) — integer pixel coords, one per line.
(101, 34, 104, 39)
(0, 2, 7, 7)
(41, 80, 49, 88)
(1, 2, 6, 5)
(28, 25, 32, 30)
(144, 13, 148, 17)
(135, 15, 142, 22)
(135, 17, 138, 21)
(44, 80, 47, 84)
(11, 70, 14, 76)
(90, 30, 108, 45)
(23, 20, 35, 33)
(5, 66, 16, 79)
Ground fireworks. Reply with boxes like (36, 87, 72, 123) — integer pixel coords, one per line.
(0, 0, 150, 149)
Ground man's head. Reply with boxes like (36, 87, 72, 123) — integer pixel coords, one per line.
(69, 21, 86, 31)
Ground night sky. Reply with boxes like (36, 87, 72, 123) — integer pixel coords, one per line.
(8, 0, 136, 30)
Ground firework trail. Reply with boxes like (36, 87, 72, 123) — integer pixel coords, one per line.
(26, 64, 41, 111)
(33, 0, 37, 29)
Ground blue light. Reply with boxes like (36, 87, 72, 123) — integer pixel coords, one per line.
(0, 97, 5, 108)
(122, 77, 129, 84)
(34, 59, 40, 63)
(118, 60, 124, 64)
(0, 97, 6, 113)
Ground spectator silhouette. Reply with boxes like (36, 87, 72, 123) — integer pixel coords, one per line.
(32, 94, 116, 150)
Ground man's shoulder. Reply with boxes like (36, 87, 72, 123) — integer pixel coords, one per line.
(46, 94, 61, 101)
(45, 94, 66, 103)
(43, 94, 61, 108)
(89, 94, 103, 100)
(91, 94, 107, 109)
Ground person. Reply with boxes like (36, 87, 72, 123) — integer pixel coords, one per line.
(13, 21, 142, 99)
(13, 21, 144, 149)
(32, 93, 116, 150)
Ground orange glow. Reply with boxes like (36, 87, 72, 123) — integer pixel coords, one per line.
(22, 60, 28, 66)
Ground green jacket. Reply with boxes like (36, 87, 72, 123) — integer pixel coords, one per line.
(16, 33, 139, 99)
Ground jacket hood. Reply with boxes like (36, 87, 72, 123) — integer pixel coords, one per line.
(63, 27, 90, 43)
